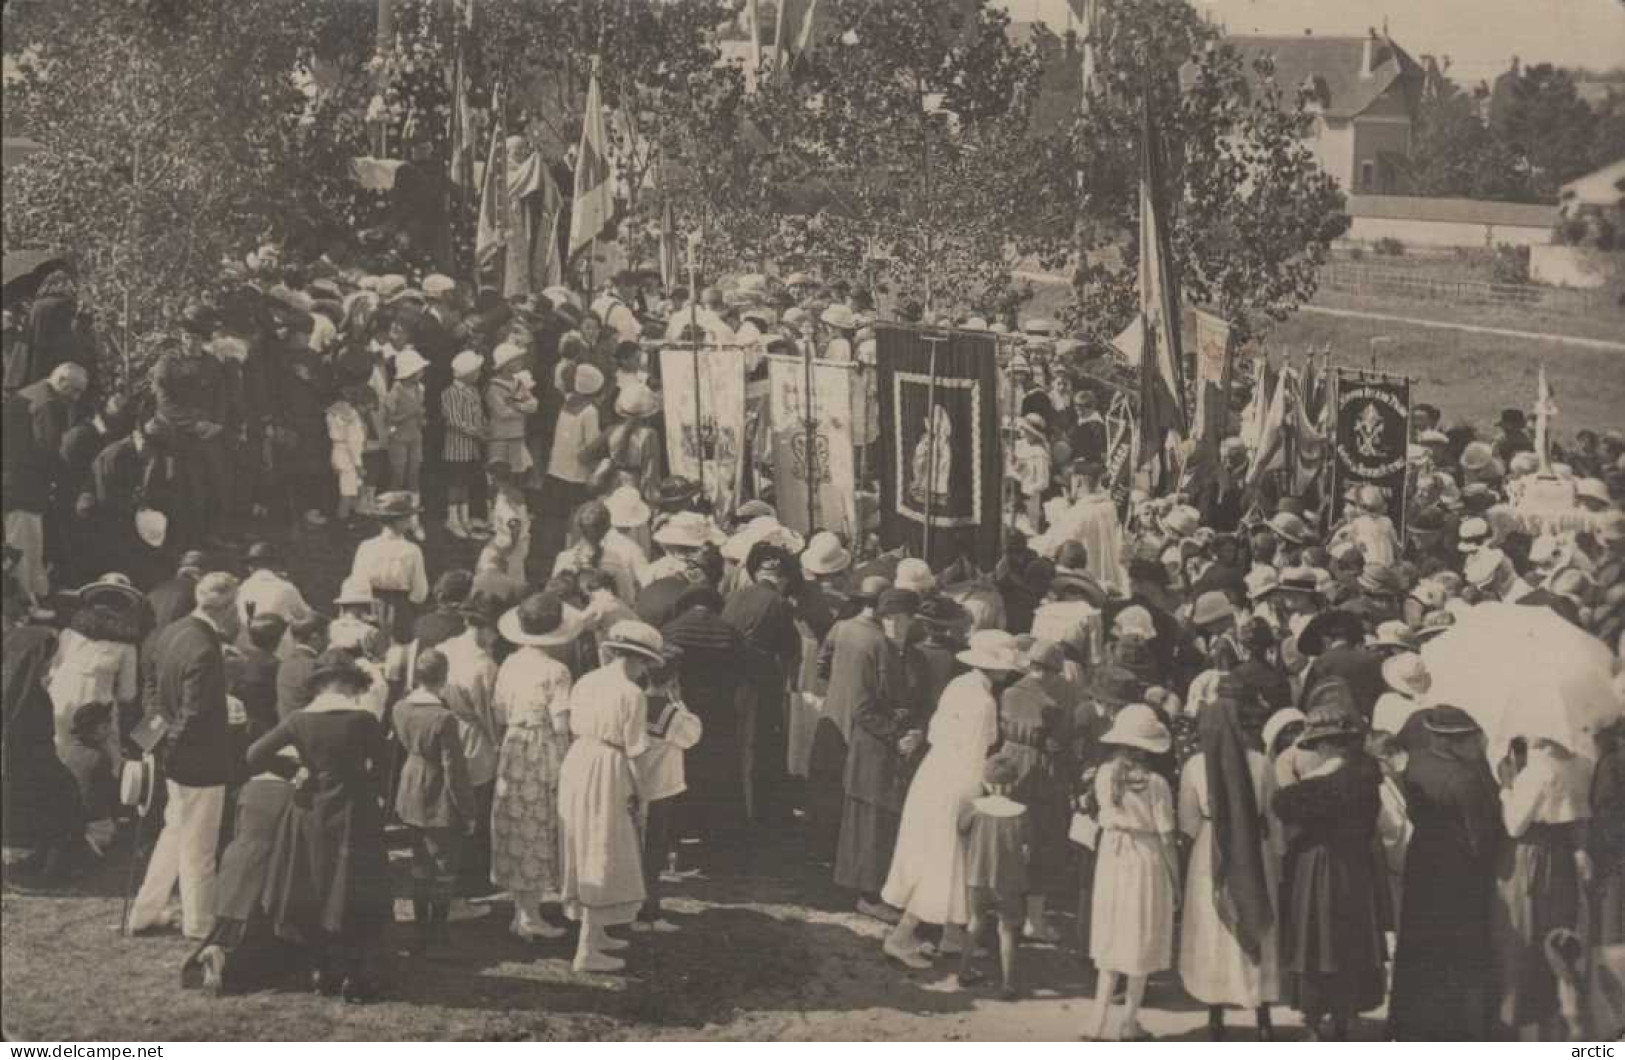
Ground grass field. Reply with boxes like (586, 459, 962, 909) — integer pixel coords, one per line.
(1021, 270, 1625, 436)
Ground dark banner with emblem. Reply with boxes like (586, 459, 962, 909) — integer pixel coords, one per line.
(1329, 367, 1411, 532)
(875, 324, 1002, 571)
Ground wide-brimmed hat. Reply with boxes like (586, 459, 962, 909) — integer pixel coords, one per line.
(848, 574, 890, 605)
(573, 363, 605, 397)
(1358, 564, 1406, 598)
(1372, 620, 1417, 651)
(956, 629, 1023, 671)
(451, 349, 484, 377)
(334, 576, 375, 607)
(307, 649, 372, 695)
(77, 573, 142, 611)
(1267, 511, 1313, 545)
(1277, 566, 1321, 597)
(1246, 566, 1281, 601)
(1088, 664, 1143, 708)
(493, 342, 526, 371)
(1160, 505, 1201, 539)
(372, 491, 421, 521)
(422, 273, 455, 297)
(1422, 704, 1481, 737)
(655, 476, 701, 509)
(1297, 608, 1365, 657)
(1049, 569, 1107, 607)
(1101, 703, 1172, 754)
(605, 486, 652, 529)
(615, 383, 661, 419)
(1191, 590, 1234, 629)
(875, 588, 921, 619)
(1296, 707, 1364, 749)
(820, 303, 857, 330)
(602, 620, 665, 662)
(120, 754, 160, 816)
(800, 531, 853, 577)
(1415, 608, 1455, 642)
(499, 592, 585, 648)
(894, 558, 935, 594)
(393, 348, 429, 380)
(1262, 708, 1308, 755)
(653, 511, 725, 549)
(1381, 651, 1431, 697)
(135, 507, 169, 548)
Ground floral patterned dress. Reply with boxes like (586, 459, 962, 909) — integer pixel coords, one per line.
(489, 646, 573, 896)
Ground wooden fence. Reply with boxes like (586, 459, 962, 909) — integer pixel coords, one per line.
(1319, 262, 1616, 314)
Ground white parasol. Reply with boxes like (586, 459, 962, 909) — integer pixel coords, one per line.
(1422, 601, 1621, 760)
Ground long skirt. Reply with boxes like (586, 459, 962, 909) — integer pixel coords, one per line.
(1179, 819, 1281, 1007)
(1091, 828, 1175, 976)
(557, 737, 645, 926)
(490, 725, 564, 897)
(881, 750, 982, 926)
(260, 778, 391, 948)
(1493, 822, 1580, 1033)
(834, 796, 900, 895)
(805, 719, 848, 864)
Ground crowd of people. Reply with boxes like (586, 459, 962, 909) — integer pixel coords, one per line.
(2, 249, 1624, 1040)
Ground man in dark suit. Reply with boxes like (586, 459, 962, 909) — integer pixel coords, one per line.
(276, 612, 329, 721)
(128, 571, 240, 939)
(145, 550, 208, 631)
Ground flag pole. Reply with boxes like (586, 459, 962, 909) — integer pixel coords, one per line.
(803, 332, 819, 533)
(687, 230, 705, 501)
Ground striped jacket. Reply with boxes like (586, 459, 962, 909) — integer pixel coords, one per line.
(441, 381, 486, 463)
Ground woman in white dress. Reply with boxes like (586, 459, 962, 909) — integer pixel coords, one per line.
(556, 620, 662, 973)
(48, 577, 143, 769)
(1177, 678, 1281, 1040)
(491, 593, 583, 942)
(880, 630, 1018, 968)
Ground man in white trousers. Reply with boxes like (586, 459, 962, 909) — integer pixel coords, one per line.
(128, 572, 240, 939)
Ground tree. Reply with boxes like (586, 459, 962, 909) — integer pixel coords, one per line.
(1059, 0, 1350, 348)
(1407, 75, 1532, 201)
(694, 0, 1078, 313)
(1489, 63, 1600, 199)
(2, 0, 365, 383)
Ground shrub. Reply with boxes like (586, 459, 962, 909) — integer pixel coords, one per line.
(1347, 245, 1365, 261)
(1373, 236, 1405, 257)
(1491, 243, 1531, 285)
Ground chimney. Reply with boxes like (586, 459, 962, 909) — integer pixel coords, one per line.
(1361, 28, 1377, 78)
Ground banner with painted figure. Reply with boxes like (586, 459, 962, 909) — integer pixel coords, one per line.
(766, 353, 857, 537)
(1104, 390, 1139, 523)
(875, 325, 1002, 571)
(1330, 367, 1411, 531)
(1192, 308, 1231, 447)
(660, 345, 748, 517)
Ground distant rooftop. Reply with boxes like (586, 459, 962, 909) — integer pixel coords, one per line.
(1226, 32, 1422, 120)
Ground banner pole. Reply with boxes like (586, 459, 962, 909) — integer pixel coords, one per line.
(921, 333, 945, 561)
(803, 335, 818, 533)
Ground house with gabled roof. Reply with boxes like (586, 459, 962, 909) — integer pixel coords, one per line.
(1228, 29, 1424, 195)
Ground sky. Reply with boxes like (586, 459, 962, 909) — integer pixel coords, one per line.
(1000, 0, 1625, 84)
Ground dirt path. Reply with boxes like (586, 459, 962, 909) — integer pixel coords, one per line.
(2, 827, 1394, 1043)
(1297, 304, 1625, 353)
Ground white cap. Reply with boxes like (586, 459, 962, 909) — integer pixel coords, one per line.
(422, 274, 455, 296)
(451, 350, 484, 378)
(493, 342, 526, 370)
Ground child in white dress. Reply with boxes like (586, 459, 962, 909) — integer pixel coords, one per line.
(1085, 704, 1180, 1042)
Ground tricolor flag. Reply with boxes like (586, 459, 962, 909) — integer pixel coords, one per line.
(1136, 92, 1186, 469)
(568, 65, 614, 261)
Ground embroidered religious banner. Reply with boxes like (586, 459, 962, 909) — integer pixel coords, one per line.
(767, 353, 857, 537)
(875, 325, 1002, 570)
(660, 345, 747, 517)
(1192, 308, 1232, 447)
(1105, 389, 1138, 523)
(1329, 367, 1411, 532)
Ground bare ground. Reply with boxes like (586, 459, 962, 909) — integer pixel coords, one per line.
(1, 823, 1391, 1043)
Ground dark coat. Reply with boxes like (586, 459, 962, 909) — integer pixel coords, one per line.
(826, 616, 918, 810)
(1300, 646, 1386, 721)
(248, 708, 390, 945)
(148, 615, 235, 787)
(146, 574, 200, 633)
(275, 645, 320, 721)
(391, 690, 475, 830)
(2, 626, 84, 850)
(998, 671, 1076, 893)
(635, 574, 691, 630)
(229, 645, 281, 742)
(1273, 753, 1388, 1016)
(2, 380, 73, 512)
(1390, 742, 1504, 1040)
